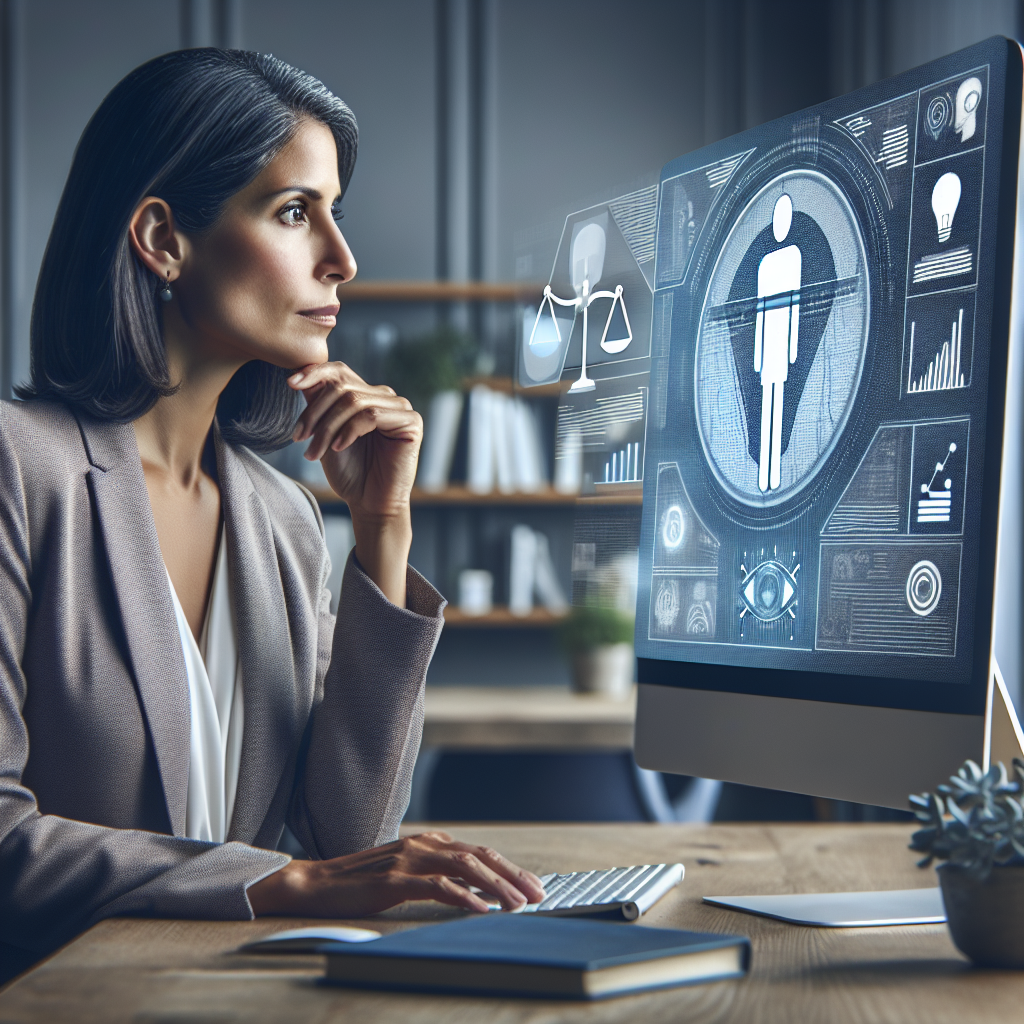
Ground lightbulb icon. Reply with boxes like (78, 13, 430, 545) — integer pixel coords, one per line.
(931, 172, 961, 243)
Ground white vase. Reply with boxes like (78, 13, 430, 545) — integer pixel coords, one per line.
(571, 643, 634, 698)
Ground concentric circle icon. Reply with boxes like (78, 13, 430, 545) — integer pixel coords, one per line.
(662, 505, 685, 548)
(906, 560, 942, 617)
(926, 94, 951, 140)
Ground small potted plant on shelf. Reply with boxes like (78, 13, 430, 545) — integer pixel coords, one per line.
(909, 758, 1024, 968)
(557, 606, 635, 699)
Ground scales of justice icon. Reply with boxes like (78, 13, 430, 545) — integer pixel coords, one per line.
(528, 221, 633, 393)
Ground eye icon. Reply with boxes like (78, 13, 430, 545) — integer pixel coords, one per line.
(740, 560, 798, 622)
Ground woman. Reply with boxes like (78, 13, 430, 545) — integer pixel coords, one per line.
(0, 48, 542, 981)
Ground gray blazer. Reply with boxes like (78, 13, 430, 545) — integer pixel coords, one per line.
(0, 399, 445, 967)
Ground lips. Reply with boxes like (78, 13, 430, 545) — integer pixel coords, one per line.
(298, 304, 340, 327)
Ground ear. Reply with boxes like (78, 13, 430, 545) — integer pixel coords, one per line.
(128, 196, 187, 283)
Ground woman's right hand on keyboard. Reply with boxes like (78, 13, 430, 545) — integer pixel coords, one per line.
(247, 831, 546, 917)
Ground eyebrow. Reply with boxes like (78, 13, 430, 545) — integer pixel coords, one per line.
(263, 185, 341, 204)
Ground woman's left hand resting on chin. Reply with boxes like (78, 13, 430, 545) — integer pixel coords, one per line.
(288, 360, 421, 607)
(247, 831, 547, 917)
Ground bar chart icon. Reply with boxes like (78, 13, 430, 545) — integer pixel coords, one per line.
(601, 441, 642, 484)
(904, 291, 976, 397)
(907, 308, 966, 393)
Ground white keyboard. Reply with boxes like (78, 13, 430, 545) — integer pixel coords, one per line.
(487, 863, 685, 921)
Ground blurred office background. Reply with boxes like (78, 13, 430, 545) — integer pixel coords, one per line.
(1, 0, 1020, 827)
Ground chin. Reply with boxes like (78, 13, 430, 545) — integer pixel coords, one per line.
(259, 335, 329, 370)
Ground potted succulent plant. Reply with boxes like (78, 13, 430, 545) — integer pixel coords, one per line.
(557, 606, 635, 698)
(909, 758, 1024, 968)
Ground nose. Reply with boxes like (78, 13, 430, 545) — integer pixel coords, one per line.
(319, 223, 358, 285)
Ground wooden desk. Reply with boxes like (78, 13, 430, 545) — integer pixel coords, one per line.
(422, 685, 636, 751)
(2, 823, 1019, 1023)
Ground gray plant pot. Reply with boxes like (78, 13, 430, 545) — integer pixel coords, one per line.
(939, 864, 1024, 968)
(570, 643, 634, 698)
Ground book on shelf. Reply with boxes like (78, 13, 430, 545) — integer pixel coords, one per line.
(512, 396, 546, 492)
(492, 390, 516, 494)
(416, 390, 464, 492)
(508, 524, 538, 616)
(467, 384, 494, 494)
(533, 531, 569, 613)
(321, 915, 751, 1000)
(554, 429, 583, 494)
(509, 524, 569, 616)
(463, 382, 549, 495)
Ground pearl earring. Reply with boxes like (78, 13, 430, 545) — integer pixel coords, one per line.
(159, 275, 173, 303)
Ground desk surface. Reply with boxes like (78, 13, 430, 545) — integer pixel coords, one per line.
(2, 823, 1019, 1023)
(422, 685, 635, 750)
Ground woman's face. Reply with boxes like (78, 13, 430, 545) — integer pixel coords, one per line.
(174, 118, 356, 371)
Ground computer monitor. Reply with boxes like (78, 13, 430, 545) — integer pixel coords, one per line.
(634, 35, 1024, 814)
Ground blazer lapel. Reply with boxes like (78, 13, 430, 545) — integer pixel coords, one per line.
(216, 434, 311, 844)
(77, 415, 191, 836)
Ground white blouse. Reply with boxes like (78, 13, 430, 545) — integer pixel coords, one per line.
(165, 526, 244, 843)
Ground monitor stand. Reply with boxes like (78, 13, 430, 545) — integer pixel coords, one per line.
(702, 677, 1024, 928)
(702, 887, 945, 927)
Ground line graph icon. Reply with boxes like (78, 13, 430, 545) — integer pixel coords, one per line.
(908, 418, 968, 536)
(916, 443, 957, 524)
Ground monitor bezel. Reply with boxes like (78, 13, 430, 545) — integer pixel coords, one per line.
(637, 36, 1023, 719)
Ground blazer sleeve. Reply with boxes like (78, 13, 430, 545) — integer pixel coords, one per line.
(0, 432, 289, 959)
(288, 551, 446, 859)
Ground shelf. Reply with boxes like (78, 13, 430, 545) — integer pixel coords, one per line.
(443, 606, 569, 628)
(577, 492, 644, 506)
(422, 685, 635, 750)
(411, 485, 580, 506)
(462, 375, 567, 398)
(300, 482, 643, 507)
(337, 280, 544, 303)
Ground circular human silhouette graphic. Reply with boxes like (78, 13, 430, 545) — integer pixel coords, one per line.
(694, 170, 870, 508)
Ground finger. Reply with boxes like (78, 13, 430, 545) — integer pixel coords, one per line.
(294, 383, 411, 443)
(401, 874, 492, 914)
(287, 361, 362, 391)
(418, 831, 453, 844)
(455, 845, 546, 903)
(306, 404, 420, 462)
(432, 850, 529, 910)
(288, 360, 400, 396)
(292, 374, 411, 442)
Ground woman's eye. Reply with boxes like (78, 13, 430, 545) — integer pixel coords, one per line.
(279, 203, 307, 226)
(331, 202, 344, 223)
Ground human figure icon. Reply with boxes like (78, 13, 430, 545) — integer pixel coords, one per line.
(954, 76, 983, 143)
(754, 194, 801, 493)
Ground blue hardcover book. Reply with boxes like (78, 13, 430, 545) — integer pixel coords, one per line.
(322, 915, 750, 1000)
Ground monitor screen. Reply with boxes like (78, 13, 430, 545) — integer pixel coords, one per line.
(636, 37, 1020, 718)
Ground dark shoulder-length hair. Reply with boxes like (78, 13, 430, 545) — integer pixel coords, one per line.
(17, 48, 357, 452)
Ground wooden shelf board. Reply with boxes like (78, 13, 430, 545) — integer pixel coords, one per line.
(298, 481, 642, 508)
(577, 492, 644, 506)
(412, 485, 580, 506)
(421, 685, 635, 750)
(337, 280, 544, 303)
(443, 606, 568, 628)
(462, 375, 568, 398)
